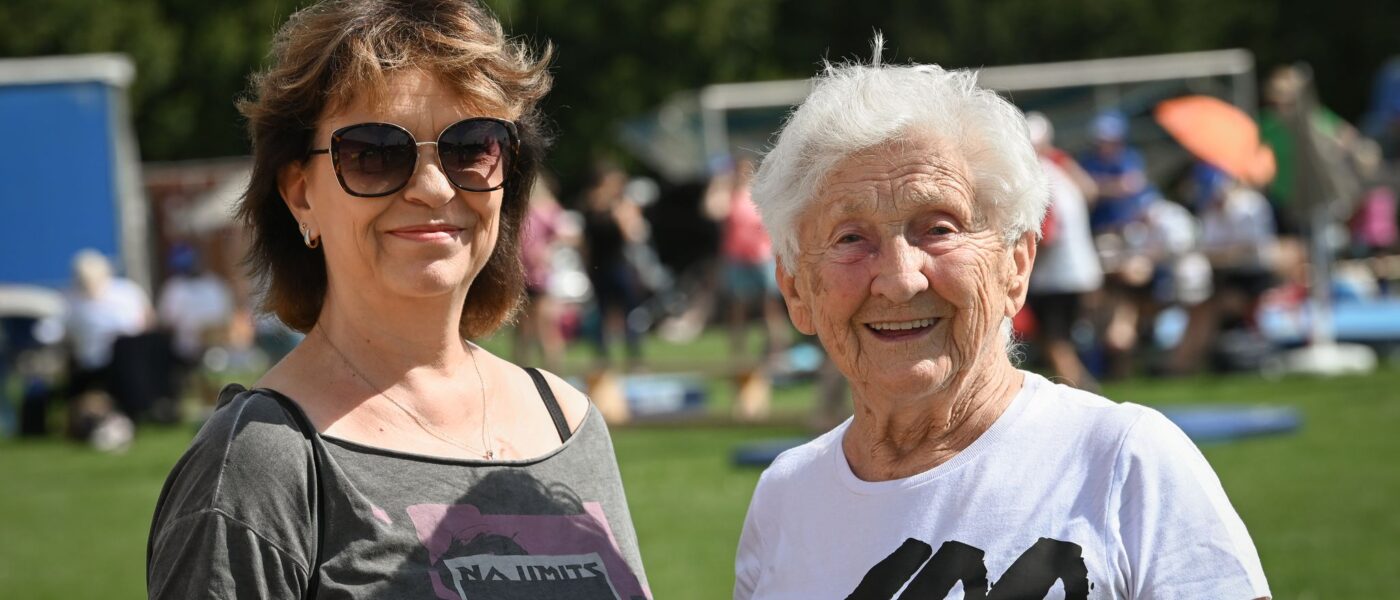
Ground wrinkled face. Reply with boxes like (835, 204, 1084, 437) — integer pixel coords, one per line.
(281, 70, 511, 303)
(778, 134, 1035, 399)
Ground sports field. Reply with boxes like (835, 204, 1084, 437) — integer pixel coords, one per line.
(2, 335, 1398, 598)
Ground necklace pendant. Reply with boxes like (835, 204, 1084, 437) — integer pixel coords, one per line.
(483, 450, 493, 460)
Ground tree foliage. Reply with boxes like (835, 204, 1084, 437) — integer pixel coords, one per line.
(0, 0, 1394, 188)
(0, 0, 309, 161)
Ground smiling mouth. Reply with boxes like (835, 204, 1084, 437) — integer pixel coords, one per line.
(386, 226, 464, 242)
(865, 318, 939, 340)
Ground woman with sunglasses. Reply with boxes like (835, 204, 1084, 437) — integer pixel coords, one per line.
(147, 2, 651, 598)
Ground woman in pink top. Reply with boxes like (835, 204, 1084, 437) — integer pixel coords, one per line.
(514, 175, 569, 371)
(721, 159, 790, 360)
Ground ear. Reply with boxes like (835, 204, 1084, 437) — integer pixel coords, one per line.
(278, 160, 316, 232)
(776, 260, 816, 335)
(1003, 230, 1038, 319)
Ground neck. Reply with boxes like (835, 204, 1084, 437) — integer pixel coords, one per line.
(312, 278, 472, 378)
(843, 353, 1024, 482)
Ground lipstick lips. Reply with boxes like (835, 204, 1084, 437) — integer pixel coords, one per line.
(387, 224, 464, 242)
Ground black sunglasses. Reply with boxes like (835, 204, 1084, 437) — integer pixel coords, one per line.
(307, 117, 519, 197)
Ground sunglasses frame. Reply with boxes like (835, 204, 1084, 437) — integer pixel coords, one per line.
(307, 117, 520, 198)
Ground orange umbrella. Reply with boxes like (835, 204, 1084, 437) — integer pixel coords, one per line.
(1154, 95, 1276, 187)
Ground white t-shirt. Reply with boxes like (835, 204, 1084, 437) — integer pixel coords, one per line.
(157, 273, 233, 360)
(1031, 157, 1103, 295)
(1200, 188, 1277, 272)
(65, 278, 151, 369)
(735, 372, 1269, 600)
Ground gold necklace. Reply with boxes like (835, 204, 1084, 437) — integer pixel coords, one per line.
(318, 327, 494, 460)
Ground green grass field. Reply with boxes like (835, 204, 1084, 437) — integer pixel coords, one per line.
(3, 336, 1398, 598)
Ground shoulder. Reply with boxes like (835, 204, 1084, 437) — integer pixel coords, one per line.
(203, 387, 317, 464)
(1085, 393, 1241, 518)
(1086, 402, 1271, 596)
(737, 422, 844, 579)
(1113, 403, 1210, 472)
(149, 388, 318, 597)
(1017, 370, 1219, 486)
(532, 368, 591, 433)
(475, 346, 590, 434)
(1023, 373, 1157, 446)
(153, 387, 316, 529)
(750, 422, 846, 502)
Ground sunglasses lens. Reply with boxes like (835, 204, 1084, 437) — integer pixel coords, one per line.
(334, 124, 416, 196)
(438, 120, 513, 192)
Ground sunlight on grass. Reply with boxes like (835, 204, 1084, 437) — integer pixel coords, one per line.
(2, 344, 1398, 598)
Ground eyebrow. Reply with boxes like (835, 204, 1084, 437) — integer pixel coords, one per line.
(827, 189, 961, 219)
(831, 199, 875, 217)
(899, 178, 965, 207)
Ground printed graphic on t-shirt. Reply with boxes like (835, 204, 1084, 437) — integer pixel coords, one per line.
(847, 537, 1092, 600)
(407, 502, 648, 600)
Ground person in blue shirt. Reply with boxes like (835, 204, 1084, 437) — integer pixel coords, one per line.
(1078, 111, 1160, 233)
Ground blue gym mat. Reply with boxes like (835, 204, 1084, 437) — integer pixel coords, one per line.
(1158, 405, 1301, 444)
(1259, 299, 1400, 345)
(733, 438, 812, 468)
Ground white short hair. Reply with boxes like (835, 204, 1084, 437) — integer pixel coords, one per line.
(752, 38, 1049, 269)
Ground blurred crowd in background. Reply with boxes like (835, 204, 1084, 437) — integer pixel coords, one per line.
(4, 57, 1400, 451)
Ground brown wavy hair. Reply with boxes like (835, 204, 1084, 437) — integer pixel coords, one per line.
(237, 0, 552, 338)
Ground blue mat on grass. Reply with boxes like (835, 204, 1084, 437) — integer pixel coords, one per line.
(1259, 299, 1400, 345)
(1158, 405, 1301, 444)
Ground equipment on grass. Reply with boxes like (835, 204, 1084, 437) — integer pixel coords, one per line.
(580, 370, 709, 424)
(732, 438, 810, 468)
(1159, 406, 1302, 444)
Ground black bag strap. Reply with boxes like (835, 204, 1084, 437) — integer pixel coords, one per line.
(226, 384, 326, 600)
(524, 367, 571, 443)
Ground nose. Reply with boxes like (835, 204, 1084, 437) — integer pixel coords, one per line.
(400, 143, 456, 208)
(869, 236, 929, 303)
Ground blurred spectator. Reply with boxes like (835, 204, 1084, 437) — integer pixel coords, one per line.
(63, 249, 152, 400)
(1025, 113, 1103, 390)
(1259, 65, 1383, 235)
(582, 162, 648, 367)
(157, 244, 233, 365)
(1079, 111, 1190, 378)
(69, 389, 134, 452)
(1349, 186, 1398, 257)
(656, 161, 733, 343)
(514, 174, 572, 372)
(0, 286, 65, 437)
(1079, 110, 1159, 234)
(719, 159, 789, 362)
(1363, 56, 1400, 161)
(1026, 112, 1098, 200)
(622, 176, 672, 303)
(1096, 196, 1210, 378)
(1167, 163, 1279, 374)
(156, 243, 233, 419)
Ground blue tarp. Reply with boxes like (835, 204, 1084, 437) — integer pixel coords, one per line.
(0, 81, 121, 288)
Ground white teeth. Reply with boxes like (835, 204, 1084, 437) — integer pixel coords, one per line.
(868, 318, 935, 331)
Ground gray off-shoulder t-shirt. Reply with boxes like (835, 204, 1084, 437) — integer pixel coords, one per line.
(147, 379, 650, 600)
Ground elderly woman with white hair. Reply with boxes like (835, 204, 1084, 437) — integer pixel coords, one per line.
(734, 47, 1270, 600)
